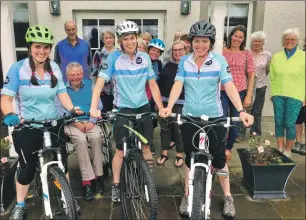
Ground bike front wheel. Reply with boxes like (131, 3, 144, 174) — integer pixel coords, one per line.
(191, 167, 207, 220)
(120, 157, 158, 220)
(46, 166, 77, 219)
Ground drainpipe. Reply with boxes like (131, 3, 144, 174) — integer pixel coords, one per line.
(1, 1, 18, 157)
(209, 1, 227, 55)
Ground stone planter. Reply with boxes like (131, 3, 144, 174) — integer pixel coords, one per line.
(237, 148, 296, 200)
(0, 157, 18, 213)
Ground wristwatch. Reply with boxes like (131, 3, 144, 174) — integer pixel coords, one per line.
(238, 109, 247, 114)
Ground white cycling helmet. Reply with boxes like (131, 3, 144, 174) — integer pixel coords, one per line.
(116, 20, 139, 38)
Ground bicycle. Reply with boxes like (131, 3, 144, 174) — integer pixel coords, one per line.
(100, 110, 158, 220)
(13, 116, 79, 219)
(169, 113, 240, 220)
(98, 120, 113, 178)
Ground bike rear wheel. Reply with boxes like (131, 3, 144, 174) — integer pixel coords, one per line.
(191, 167, 207, 220)
(46, 166, 77, 219)
(120, 156, 158, 220)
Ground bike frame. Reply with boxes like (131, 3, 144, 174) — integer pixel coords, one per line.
(38, 129, 67, 219)
(187, 131, 213, 219)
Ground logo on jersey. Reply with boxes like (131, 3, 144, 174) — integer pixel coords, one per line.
(205, 60, 213, 65)
(226, 66, 231, 73)
(176, 66, 180, 74)
(4, 76, 9, 84)
(101, 64, 108, 70)
(136, 57, 142, 64)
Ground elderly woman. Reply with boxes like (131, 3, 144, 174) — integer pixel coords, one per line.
(249, 31, 272, 136)
(91, 30, 116, 112)
(139, 31, 152, 45)
(270, 28, 305, 157)
(221, 25, 255, 160)
(137, 38, 148, 52)
(157, 40, 187, 167)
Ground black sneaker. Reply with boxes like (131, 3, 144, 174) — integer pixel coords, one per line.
(292, 142, 301, 153)
(111, 183, 120, 203)
(94, 176, 105, 195)
(83, 184, 94, 201)
(9, 205, 26, 220)
(299, 144, 306, 155)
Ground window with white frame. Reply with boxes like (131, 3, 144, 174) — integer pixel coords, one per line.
(224, 2, 253, 48)
(13, 3, 30, 61)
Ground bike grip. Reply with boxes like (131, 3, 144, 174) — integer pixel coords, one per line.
(231, 117, 241, 122)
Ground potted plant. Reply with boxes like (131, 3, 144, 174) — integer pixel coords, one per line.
(0, 136, 18, 214)
(237, 131, 296, 200)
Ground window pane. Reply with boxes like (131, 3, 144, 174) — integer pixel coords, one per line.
(127, 19, 142, 34)
(224, 3, 249, 38)
(82, 19, 98, 49)
(13, 3, 29, 48)
(16, 51, 28, 61)
(143, 19, 158, 39)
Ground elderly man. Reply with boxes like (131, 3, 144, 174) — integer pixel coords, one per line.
(54, 20, 92, 82)
(64, 62, 104, 201)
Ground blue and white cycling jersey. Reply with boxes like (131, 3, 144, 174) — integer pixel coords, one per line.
(175, 52, 233, 117)
(98, 50, 156, 108)
(2, 58, 67, 120)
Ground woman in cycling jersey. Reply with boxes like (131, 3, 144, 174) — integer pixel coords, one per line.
(159, 20, 254, 218)
(90, 20, 163, 203)
(1, 25, 81, 219)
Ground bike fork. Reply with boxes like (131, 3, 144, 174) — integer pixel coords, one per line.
(39, 155, 53, 219)
(204, 166, 213, 220)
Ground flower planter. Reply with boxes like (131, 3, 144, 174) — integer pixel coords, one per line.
(237, 148, 296, 200)
(0, 157, 18, 213)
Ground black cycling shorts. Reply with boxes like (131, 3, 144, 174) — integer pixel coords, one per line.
(114, 104, 153, 150)
(296, 106, 306, 124)
(181, 118, 227, 169)
(12, 125, 68, 185)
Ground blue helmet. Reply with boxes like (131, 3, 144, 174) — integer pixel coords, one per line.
(148, 38, 165, 51)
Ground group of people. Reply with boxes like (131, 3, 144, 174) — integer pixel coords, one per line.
(0, 16, 304, 220)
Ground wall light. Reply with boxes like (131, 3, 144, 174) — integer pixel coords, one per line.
(49, 0, 61, 16)
(181, 1, 191, 15)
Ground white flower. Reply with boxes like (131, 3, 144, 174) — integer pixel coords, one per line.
(1, 157, 8, 164)
(270, 131, 274, 136)
(4, 136, 12, 143)
(258, 146, 264, 153)
(252, 132, 257, 136)
(265, 140, 271, 146)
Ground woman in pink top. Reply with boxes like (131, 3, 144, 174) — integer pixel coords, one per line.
(221, 25, 255, 160)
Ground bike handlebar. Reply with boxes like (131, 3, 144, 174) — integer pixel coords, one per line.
(98, 111, 158, 122)
(168, 113, 240, 128)
(23, 114, 79, 127)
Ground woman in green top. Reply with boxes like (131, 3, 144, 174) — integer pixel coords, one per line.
(270, 27, 305, 158)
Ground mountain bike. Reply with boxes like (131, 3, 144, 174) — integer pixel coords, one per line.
(14, 116, 79, 219)
(170, 113, 240, 220)
(101, 110, 158, 220)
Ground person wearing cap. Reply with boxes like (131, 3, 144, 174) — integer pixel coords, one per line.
(159, 20, 254, 218)
(1, 25, 82, 219)
(89, 20, 163, 203)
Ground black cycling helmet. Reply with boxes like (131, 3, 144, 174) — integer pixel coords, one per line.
(189, 20, 216, 44)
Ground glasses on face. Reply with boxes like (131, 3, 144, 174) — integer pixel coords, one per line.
(173, 48, 185, 53)
(285, 38, 297, 42)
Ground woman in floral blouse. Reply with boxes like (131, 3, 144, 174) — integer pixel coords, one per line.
(221, 25, 255, 160)
(249, 31, 272, 136)
(91, 30, 116, 112)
